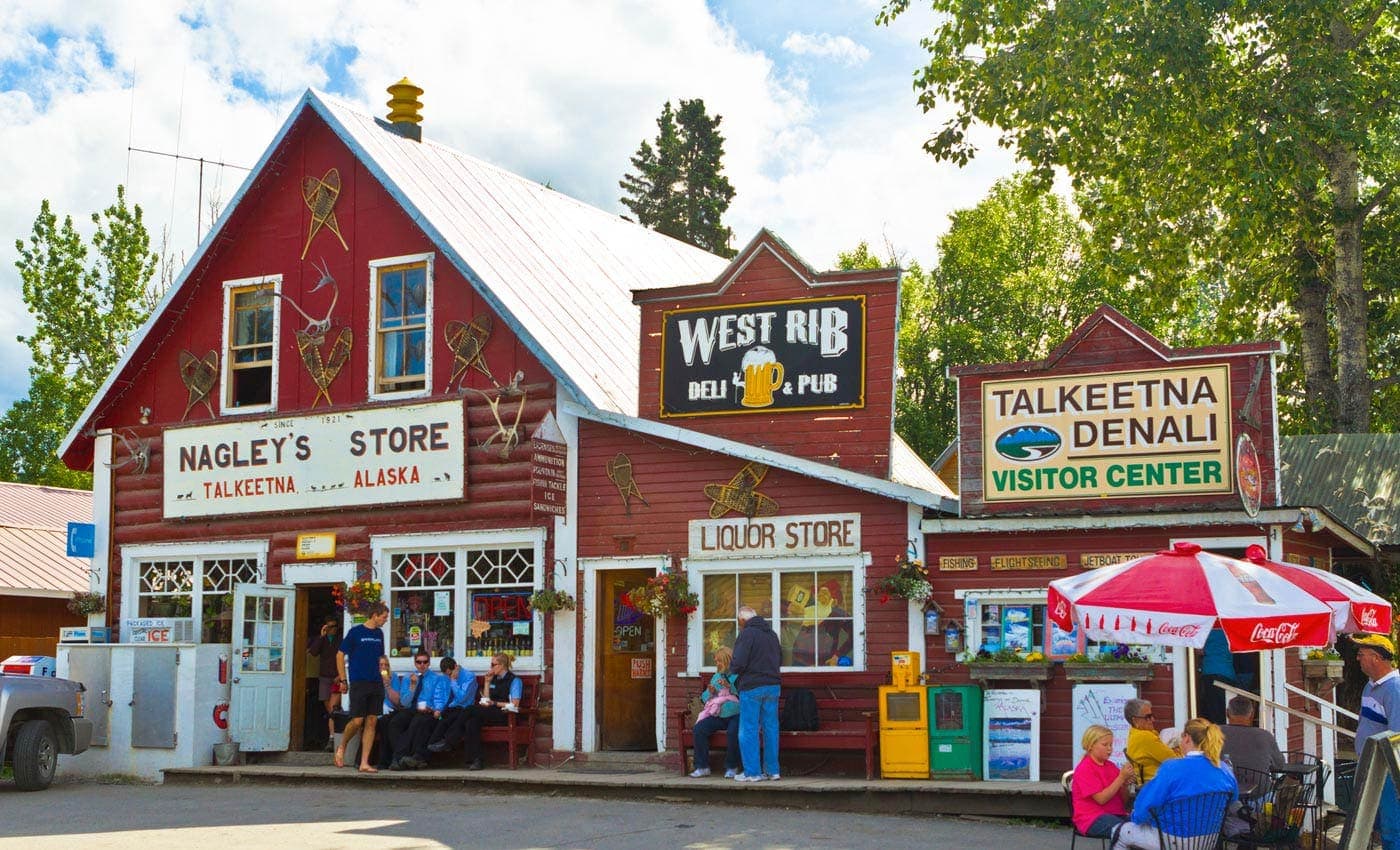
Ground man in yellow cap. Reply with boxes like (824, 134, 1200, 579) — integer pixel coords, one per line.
(1351, 632, 1400, 849)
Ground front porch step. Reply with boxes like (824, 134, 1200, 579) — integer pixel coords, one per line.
(247, 750, 336, 767)
(557, 750, 673, 774)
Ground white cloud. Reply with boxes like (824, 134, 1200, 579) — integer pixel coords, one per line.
(781, 31, 871, 66)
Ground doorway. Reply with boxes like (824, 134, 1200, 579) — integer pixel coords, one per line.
(292, 584, 341, 752)
(596, 568, 656, 750)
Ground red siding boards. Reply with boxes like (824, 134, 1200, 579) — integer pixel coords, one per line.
(634, 236, 900, 480)
(577, 419, 915, 739)
(954, 305, 1281, 518)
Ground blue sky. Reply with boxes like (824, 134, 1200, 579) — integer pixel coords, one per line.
(0, 1, 1018, 419)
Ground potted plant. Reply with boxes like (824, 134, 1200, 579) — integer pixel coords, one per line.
(343, 580, 383, 620)
(528, 586, 577, 613)
(1300, 648, 1344, 690)
(1062, 645, 1156, 683)
(623, 569, 698, 618)
(870, 555, 933, 605)
(66, 591, 107, 617)
(963, 647, 1054, 685)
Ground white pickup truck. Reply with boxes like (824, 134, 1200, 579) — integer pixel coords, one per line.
(0, 673, 92, 790)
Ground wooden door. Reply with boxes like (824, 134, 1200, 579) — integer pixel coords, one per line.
(597, 569, 656, 750)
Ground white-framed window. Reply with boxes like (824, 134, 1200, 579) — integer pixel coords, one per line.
(220, 275, 281, 414)
(688, 556, 866, 672)
(368, 252, 433, 399)
(122, 541, 268, 643)
(956, 587, 1167, 662)
(372, 527, 544, 671)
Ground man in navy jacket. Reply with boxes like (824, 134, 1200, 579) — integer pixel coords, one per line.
(730, 605, 781, 782)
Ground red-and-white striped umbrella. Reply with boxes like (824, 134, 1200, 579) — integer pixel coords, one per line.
(1241, 543, 1392, 636)
(1047, 542, 1335, 651)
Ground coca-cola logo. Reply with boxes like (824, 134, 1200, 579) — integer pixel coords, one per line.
(1053, 599, 1068, 619)
(1359, 608, 1380, 630)
(1249, 621, 1302, 645)
(1157, 623, 1202, 639)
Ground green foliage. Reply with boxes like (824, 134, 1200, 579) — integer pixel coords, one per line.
(0, 186, 157, 487)
(841, 174, 1116, 462)
(620, 99, 737, 257)
(880, 0, 1400, 433)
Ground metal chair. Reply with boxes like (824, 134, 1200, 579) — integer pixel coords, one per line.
(1061, 769, 1109, 850)
(1228, 770, 1317, 850)
(1231, 765, 1272, 802)
(1147, 789, 1232, 850)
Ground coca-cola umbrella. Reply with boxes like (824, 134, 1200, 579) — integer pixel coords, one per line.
(1241, 543, 1392, 636)
(1047, 542, 1335, 652)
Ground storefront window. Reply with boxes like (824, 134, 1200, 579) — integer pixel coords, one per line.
(377, 532, 541, 669)
(977, 603, 1045, 654)
(127, 543, 267, 644)
(959, 588, 1167, 661)
(389, 550, 456, 659)
(697, 565, 859, 670)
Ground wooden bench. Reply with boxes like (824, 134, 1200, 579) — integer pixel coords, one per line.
(425, 673, 539, 769)
(676, 671, 882, 779)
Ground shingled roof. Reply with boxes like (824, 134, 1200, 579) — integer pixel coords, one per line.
(1280, 434, 1400, 548)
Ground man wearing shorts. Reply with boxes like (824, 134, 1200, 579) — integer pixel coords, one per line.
(337, 601, 389, 773)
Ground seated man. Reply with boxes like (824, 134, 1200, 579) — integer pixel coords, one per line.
(426, 657, 479, 754)
(1124, 698, 1178, 783)
(388, 651, 444, 770)
(1220, 695, 1283, 785)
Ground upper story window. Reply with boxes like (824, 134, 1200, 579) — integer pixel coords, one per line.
(221, 276, 280, 413)
(369, 253, 433, 398)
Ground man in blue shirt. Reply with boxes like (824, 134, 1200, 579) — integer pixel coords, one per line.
(1351, 633, 1400, 849)
(387, 650, 447, 770)
(336, 602, 389, 773)
(425, 657, 480, 754)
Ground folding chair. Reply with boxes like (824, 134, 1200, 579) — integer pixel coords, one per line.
(1148, 789, 1232, 850)
(1061, 770, 1109, 850)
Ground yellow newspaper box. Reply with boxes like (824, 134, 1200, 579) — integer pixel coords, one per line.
(880, 650, 929, 778)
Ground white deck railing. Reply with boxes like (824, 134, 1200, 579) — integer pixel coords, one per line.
(1216, 681, 1355, 805)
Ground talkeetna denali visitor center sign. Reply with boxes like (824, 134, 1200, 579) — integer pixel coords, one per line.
(659, 295, 866, 417)
(981, 364, 1232, 502)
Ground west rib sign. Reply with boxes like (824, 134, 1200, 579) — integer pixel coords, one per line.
(658, 295, 866, 417)
(981, 365, 1233, 502)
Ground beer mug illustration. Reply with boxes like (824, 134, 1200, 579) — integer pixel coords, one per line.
(738, 346, 785, 408)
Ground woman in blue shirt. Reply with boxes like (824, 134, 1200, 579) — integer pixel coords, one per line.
(1114, 717, 1237, 849)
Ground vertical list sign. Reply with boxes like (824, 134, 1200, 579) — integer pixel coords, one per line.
(530, 412, 568, 518)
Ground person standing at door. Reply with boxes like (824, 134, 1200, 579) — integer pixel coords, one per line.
(307, 615, 341, 751)
(1350, 633, 1400, 849)
(730, 604, 781, 782)
(1198, 628, 1236, 724)
(337, 601, 389, 773)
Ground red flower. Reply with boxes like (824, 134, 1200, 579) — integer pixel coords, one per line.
(620, 592, 633, 608)
(880, 593, 890, 605)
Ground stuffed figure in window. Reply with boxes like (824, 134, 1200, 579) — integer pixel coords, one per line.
(787, 581, 853, 667)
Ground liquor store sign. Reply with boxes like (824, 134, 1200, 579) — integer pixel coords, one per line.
(659, 295, 866, 417)
(981, 364, 1233, 502)
(164, 401, 465, 518)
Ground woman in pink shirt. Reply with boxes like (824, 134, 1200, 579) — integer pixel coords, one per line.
(1072, 724, 1136, 839)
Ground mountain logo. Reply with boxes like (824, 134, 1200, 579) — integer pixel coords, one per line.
(993, 426, 1063, 462)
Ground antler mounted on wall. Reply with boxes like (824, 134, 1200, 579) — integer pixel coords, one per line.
(467, 380, 527, 460)
(275, 259, 352, 408)
(105, 429, 153, 476)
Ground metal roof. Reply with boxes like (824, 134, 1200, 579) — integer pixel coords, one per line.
(0, 482, 91, 597)
(890, 433, 956, 502)
(1280, 434, 1400, 548)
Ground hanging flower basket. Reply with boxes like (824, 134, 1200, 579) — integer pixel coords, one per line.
(623, 569, 698, 618)
(528, 587, 577, 613)
(343, 580, 383, 617)
(67, 592, 107, 617)
(870, 555, 933, 605)
(1301, 651, 1344, 690)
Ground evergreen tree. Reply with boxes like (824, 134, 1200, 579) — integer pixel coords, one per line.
(0, 186, 158, 487)
(620, 99, 736, 257)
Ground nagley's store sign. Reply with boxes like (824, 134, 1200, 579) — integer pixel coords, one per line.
(982, 365, 1233, 502)
(163, 401, 465, 518)
(659, 295, 866, 417)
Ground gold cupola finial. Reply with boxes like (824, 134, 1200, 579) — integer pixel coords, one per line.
(386, 78, 424, 141)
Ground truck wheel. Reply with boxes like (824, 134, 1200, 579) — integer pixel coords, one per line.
(13, 719, 58, 791)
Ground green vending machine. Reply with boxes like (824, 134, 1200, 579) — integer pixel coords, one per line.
(928, 684, 982, 779)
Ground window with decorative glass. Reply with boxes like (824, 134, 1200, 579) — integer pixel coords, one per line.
(382, 537, 538, 668)
(697, 565, 859, 670)
(223, 280, 278, 410)
(372, 258, 429, 395)
(134, 553, 262, 643)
